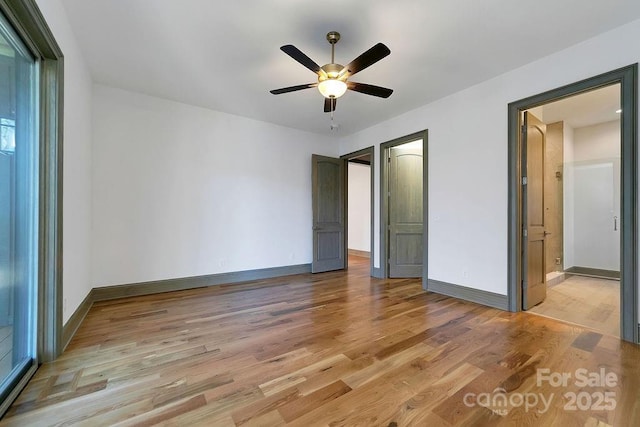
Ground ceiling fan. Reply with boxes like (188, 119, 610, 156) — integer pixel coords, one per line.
(270, 31, 393, 113)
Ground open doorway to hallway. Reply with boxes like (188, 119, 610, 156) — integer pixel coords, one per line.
(347, 153, 372, 268)
(341, 147, 374, 274)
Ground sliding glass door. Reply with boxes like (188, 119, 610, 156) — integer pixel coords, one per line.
(0, 8, 38, 403)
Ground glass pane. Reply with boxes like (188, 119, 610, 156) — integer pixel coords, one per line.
(0, 118, 15, 152)
(0, 10, 38, 394)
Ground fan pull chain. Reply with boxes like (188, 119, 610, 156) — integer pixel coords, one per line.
(330, 109, 339, 131)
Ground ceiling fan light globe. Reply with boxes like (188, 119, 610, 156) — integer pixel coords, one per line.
(318, 79, 347, 99)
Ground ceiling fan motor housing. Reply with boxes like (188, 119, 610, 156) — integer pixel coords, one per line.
(320, 63, 345, 81)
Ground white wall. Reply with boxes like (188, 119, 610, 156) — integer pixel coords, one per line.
(567, 120, 621, 270)
(339, 18, 640, 296)
(573, 120, 621, 161)
(36, 0, 93, 323)
(91, 85, 337, 287)
(572, 163, 618, 270)
(347, 162, 371, 252)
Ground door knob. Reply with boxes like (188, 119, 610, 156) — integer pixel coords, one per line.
(543, 231, 551, 236)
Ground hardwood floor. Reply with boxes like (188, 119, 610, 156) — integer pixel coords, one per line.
(529, 275, 620, 337)
(2, 256, 640, 426)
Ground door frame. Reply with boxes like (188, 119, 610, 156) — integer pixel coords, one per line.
(341, 146, 375, 277)
(507, 64, 638, 343)
(380, 130, 428, 287)
(0, 0, 64, 416)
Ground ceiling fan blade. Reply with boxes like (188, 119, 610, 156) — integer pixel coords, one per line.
(280, 45, 326, 77)
(347, 82, 393, 98)
(270, 83, 317, 95)
(323, 97, 337, 113)
(339, 43, 390, 77)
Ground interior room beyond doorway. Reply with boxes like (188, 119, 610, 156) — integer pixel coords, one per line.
(524, 84, 621, 337)
(347, 154, 371, 265)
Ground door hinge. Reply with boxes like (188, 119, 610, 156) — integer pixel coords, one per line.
(523, 228, 528, 238)
(521, 176, 527, 185)
(521, 124, 527, 134)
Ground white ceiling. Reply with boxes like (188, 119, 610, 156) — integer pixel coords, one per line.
(534, 84, 621, 129)
(60, 0, 640, 136)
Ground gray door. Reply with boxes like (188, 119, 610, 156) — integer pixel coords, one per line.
(522, 112, 547, 309)
(389, 142, 423, 278)
(312, 155, 345, 273)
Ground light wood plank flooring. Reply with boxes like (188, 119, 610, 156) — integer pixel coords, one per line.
(2, 257, 639, 426)
(529, 275, 620, 337)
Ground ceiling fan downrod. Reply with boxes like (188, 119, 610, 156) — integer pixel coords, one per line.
(326, 31, 340, 64)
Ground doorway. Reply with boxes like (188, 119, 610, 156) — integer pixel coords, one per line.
(0, 2, 63, 415)
(310, 148, 374, 275)
(380, 131, 428, 284)
(508, 65, 638, 343)
(523, 85, 622, 336)
(312, 130, 427, 283)
(341, 147, 374, 275)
